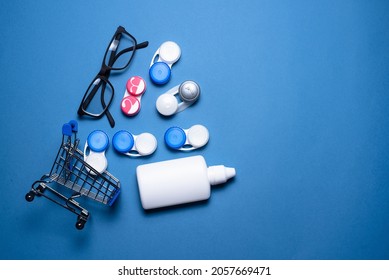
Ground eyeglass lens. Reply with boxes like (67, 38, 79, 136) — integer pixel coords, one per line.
(82, 77, 114, 116)
(104, 32, 136, 69)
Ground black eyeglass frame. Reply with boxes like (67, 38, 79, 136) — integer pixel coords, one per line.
(77, 26, 149, 127)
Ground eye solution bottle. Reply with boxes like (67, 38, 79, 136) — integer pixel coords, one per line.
(136, 155, 236, 210)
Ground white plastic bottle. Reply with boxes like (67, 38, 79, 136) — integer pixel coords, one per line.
(136, 155, 236, 210)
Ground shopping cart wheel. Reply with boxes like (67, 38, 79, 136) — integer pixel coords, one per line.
(25, 191, 35, 202)
(75, 217, 87, 230)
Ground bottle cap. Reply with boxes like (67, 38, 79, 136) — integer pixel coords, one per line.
(179, 81, 200, 102)
(207, 165, 236, 185)
(84, 153, 108, 175)
(164, 127, 186, 149)
(159, 41, 181, 65)
(126, 76, 146, 97)
(113, 130, 134, 153)
(121, 95, 141, 116)
(156, 93, 178, 116)
(187, 125, 209, 148)
(87, 130, 109, 152)
(135, 133, 158, 156)
(149, 62, 171, 85)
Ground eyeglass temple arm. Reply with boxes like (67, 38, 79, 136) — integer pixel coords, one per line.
(113, 41, 149, 61)
(78, 82, 100, 114)
(99, 82, 115, 128)
(101, 36, 120, 128)
(107, 33, 123, 65)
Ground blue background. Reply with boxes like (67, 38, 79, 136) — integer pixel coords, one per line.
(0, 0, 388, 260)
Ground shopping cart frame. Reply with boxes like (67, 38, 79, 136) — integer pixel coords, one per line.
(25, 121, 121, 230)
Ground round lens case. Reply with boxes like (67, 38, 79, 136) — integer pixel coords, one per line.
(156, 80, 200, 117)
(83, 130, 109, 175)
(164, 125, 209, 151)
(113, 130, 157, 157)
(121, 76, 147, 117)
(149, 41, 181, 85)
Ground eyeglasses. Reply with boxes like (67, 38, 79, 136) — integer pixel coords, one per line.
(77, 26, 149, 127)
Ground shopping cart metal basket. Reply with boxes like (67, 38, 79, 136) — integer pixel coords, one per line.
(25, 120, 121, 230)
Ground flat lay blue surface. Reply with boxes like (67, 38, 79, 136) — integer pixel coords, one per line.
(0, 0, 388, 260)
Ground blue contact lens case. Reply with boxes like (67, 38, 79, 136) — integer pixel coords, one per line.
(149, 41, 181, 85)
(84, 130, 109, 175)
(164, 125, 209, 151)
(113, 130, 157, 157)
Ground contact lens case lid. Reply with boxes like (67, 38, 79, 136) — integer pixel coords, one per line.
(87, 130, 109, 152)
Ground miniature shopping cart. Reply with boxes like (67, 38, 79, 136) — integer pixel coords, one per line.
(25, 120, 121, 230)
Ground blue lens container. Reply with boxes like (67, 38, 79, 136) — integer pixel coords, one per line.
(164, 127, 186, 149)
(87, 130, 109, 152)
(112, 130, 135, 153)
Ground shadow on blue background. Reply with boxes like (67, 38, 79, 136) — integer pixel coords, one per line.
(0, 0, 388, 259)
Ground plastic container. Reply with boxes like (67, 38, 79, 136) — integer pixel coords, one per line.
(83, 130, 109, 175)
(164, 124, 209, 151)
(149, 41, 181, 85)
(112, 130, 157, 157)
(156, 80, 200, 116)
(120, 76, 147, 117)
(136, 155, 236, 210)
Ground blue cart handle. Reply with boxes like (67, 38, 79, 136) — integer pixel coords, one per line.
(69, 120, 78, 132)
(62, 120, 78, 136)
